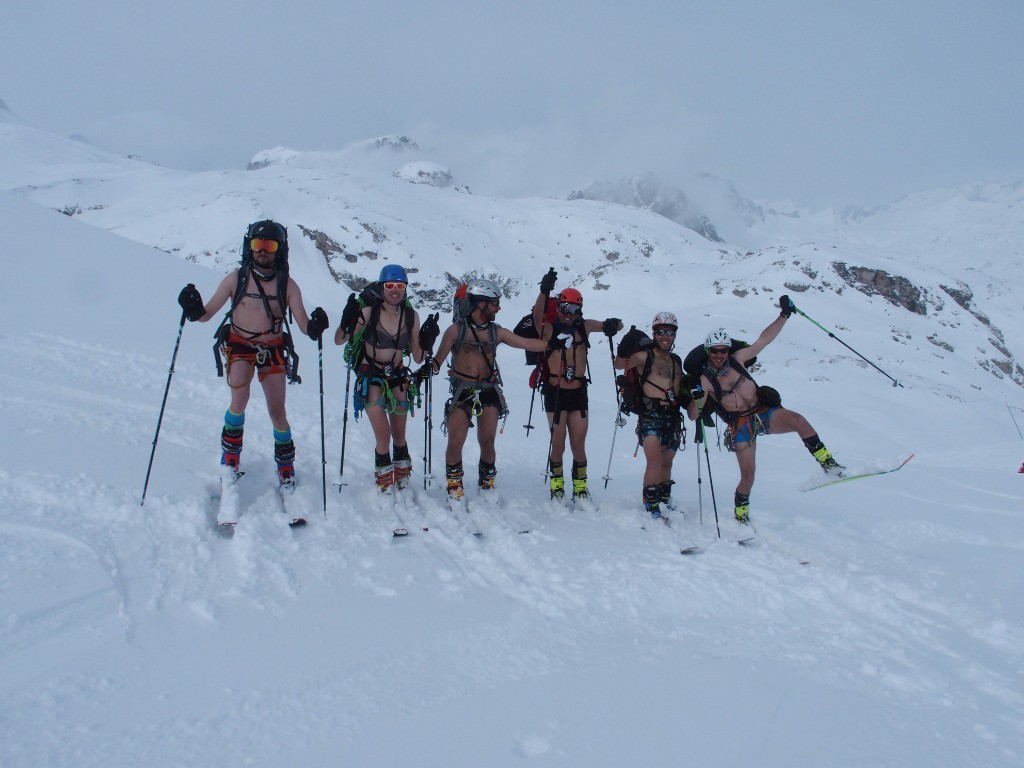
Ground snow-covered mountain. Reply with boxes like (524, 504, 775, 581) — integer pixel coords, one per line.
(2, 115, 1024, 767)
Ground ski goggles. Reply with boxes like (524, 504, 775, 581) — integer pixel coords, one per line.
(383, 281, 407, 291)
(250, 238, 280, 253)
(708, 346, 730, 354)
(558, 302, 582, 315)
(654, 328, 677, 337)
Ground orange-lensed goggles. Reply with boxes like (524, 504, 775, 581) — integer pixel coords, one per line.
(250, 238, 280, 253)
(383, 281, 407, 290)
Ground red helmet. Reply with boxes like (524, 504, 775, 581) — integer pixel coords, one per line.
(557, 288, 583, 305)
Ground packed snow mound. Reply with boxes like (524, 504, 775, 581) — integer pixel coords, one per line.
(394, 161, 468, 192)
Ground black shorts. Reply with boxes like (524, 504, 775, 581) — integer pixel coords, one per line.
(542, 383, 588, 417)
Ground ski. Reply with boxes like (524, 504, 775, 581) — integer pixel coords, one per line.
(802, 453, 914, 492)
(217, 466, 245, 529)
(278, 479, 308, 528)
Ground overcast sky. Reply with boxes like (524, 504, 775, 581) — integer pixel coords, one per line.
(3, 0, 1022, 208)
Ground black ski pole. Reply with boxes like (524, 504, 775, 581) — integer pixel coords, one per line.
(700, 420, 721, 539)
(791, 305, 904, 388)
(317, 336, 327, 516)
(339, 362, 352, 489)
(523, 364, 540, 435)
(695, 419, 704, 526)
(141, 310, 187, 506)
(423, 358, 435, 489)
(543, 378, 563, 482)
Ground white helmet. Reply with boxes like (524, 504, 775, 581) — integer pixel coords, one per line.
(704, 328, 731, 350)
(652, 311, 678, 329)
(466, 278, 502, 302)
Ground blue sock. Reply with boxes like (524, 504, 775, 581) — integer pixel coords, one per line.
(224, 409, 245, 428)
(273, 427, 292, 444)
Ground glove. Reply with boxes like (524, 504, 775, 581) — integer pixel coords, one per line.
(359, 281, 384, 308)
(539, 267, 558, 296)
(307, 307, 329, 341)
(177, 284, 205, 322)
(547, 334, 567, 352)
(602, 317, 622, 337)
(779, 294, 796, 318)
(689, 383, 705, 401)
(413, 363, 434, 381)
(418, 312, 440, 351)
(339, 293, 361, 334)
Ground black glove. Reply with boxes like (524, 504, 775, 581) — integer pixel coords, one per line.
(418, 312, 440, 351)
(539, 267, 558, 296)
(413, 362, 434, 381)
(177, 284, 205, 322)
(779, 294, 796, 318)
(360, 281, 384, 308)
(339, 293, 361, 334)
(689, 383, 705, 401)
(602, 317, 622, 337)
(547, 334, 567, 352)
(307, 307, 329, 341)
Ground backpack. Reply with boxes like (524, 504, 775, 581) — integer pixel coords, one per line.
(343, 280, 415, 369)
(614, 326, 673, 416)
(452, 283, 470, 321)
(513, 297, 558, 366)
(212, 230, 300, 382)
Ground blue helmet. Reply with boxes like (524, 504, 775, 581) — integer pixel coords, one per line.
(379, 264, 408, 283)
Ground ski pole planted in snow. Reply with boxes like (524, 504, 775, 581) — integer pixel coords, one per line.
(141, 311, 187, 506)
(338, 362, 352, 488)
(317, 336, 327, 515)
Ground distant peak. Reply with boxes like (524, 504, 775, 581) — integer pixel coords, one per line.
(365, 135, 419, 152)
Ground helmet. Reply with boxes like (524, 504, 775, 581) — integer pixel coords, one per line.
(379, 264, 408, 283)
(558, 288, 583, 305)
(704, 328, 731, 350)
(244, 219, 288, 263)
(652, 311, 677, 329)
(466, 278, 502, 302)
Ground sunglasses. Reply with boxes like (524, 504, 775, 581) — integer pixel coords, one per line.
(383, 281, 407, 291)
(558, 302, 581, 315)
(708, 346, 730, 354)
(654, 328, 676, 337)
(250, 238, 280, 253)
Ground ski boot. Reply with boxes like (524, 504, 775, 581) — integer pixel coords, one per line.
(393, 444, 412, 490)
(375, 451, 394, 495)
(549, 474, 565, 501)
(446, 463, 465, 502)
(643, 485, 662, 519)
(812, 446, 845, 477)
(479, 461, 497, 492)
(734, 492, 750, 524)
(658, 481, 677, 512)
(571, 460, 590, 502)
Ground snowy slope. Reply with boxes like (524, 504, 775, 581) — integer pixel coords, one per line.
(2, 128, 1024, 767)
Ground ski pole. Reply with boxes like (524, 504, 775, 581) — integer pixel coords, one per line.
(1008, 401, 1024, 440)
(700, 420, 721, 539)
(603, 336, 627, 488)
(695, 418, 703, 526)
(543, 378, 563, 482)
(338, 362, 352, 489)
(141, 310, 187, 506)
(423, 358, 435, 489)
(317, 336, 327, 516)
(791, 305, 904, 388)
(523, 365, 540, 435)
